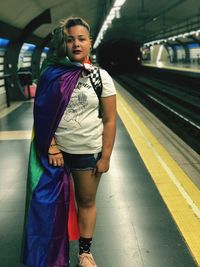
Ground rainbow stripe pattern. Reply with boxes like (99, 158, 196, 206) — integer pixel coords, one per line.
(22, 62, 83, 267)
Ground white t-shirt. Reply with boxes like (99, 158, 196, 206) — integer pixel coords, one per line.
(55, 68, 116, 154)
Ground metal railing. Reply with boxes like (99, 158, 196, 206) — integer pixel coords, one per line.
(0, 74, 11, 107)
(0, 71, 33, 107)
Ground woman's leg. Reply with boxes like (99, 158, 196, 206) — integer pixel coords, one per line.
(72, 170, 101, 238)
(71, 167, 101, 265)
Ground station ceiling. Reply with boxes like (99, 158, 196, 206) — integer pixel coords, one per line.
(0, 0, 200, 47)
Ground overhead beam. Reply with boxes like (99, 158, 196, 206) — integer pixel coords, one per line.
(17, 9, 51, 44)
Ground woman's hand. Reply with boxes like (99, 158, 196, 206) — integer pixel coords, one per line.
(95, 157, 110, 175)
(48, 145, 64, 167)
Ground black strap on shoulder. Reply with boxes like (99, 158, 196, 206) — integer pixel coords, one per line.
(89, 66, 103, 118)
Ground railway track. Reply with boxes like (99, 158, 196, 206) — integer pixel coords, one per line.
(115, 71, 200, 154)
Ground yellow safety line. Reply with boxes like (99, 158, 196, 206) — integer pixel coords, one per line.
(0, 130, 31, 140)
(117, 91, 200, 265)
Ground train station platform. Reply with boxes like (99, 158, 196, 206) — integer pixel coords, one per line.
(142, 62, 200, 74)
(0, 80, 200, 267)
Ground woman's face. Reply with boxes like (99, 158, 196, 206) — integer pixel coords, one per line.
(65, 25, 91, 63)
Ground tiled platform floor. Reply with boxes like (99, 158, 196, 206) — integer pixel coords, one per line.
(0, 102, 197, 266)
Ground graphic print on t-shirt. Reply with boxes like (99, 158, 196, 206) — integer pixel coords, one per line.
(61, 81, 93, 127)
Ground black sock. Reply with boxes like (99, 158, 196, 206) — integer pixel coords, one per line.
(79, 237, 92, 255)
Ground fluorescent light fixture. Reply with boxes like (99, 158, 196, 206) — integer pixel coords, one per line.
(102, 24, 108, 31)
(143, 29, 200, 47)
(93, 0, 126, 48)
(107, 14, 115, 21)
(114, 0, 126, 7)
(183, 32, 189, 38)
(110, 7, 116, 15)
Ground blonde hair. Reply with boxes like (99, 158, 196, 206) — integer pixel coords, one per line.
(61, 16, 90, 33)
(51, 16, 90, 58)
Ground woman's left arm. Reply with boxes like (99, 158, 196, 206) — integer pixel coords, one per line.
(96, 95, 116, 174)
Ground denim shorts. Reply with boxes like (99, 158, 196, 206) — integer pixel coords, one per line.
(62, 152, 102, 171)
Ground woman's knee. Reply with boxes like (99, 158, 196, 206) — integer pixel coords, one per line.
(77, 195, 96, 208)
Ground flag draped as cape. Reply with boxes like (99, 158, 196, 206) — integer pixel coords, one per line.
(22, 56, 87, 267)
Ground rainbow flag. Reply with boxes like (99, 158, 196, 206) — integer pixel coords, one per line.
(21, 59, 84, 267)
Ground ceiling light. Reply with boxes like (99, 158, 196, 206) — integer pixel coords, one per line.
(143, 28, 200, 48)
(114, 0, 126, 7)
(189, 31, 195, 35)
(93, 0, 127, 48)
(107, 14, 115, 22)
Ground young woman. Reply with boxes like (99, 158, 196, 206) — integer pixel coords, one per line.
(22, 17, 116, 267)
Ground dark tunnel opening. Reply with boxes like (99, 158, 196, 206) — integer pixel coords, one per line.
(97, 40, 141, 74)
